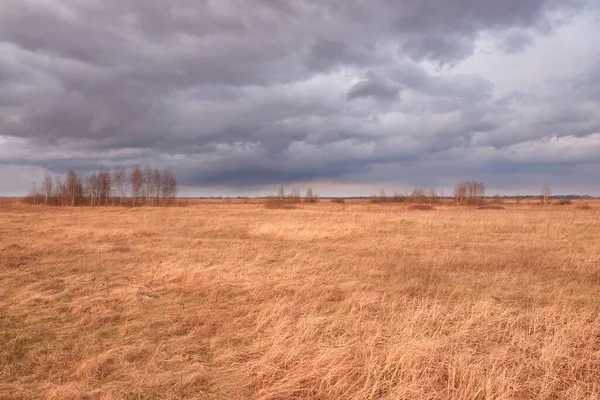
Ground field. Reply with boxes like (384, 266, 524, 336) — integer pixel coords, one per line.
(1, 201, 600, 399)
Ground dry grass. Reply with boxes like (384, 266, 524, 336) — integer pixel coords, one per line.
(407, 204, 435, 211)
(478, 205, 507, 210)
(1, 201, 600, 399)
(264, 198, 299, 210)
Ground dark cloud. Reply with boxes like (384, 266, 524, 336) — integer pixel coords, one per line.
(0, 0, 598, 194)
(498, 30, 534, 53)
(388, 0, 584, 61)
(347, 72, 401, 102)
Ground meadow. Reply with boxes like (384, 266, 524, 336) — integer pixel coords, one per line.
(1, 200, 600, 399)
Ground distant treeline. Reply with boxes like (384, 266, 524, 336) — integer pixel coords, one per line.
(367, 181, 486, 205)
(358, 182, 596, 204)
(26, 165, 177, 207)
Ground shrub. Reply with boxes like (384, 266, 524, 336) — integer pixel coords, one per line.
(576, 203, 592, 210)
(331, 198, 345, 204)
(407, 189, 428, 204)
(304, 188, 318, 203)
(491, 194, 504, 204)
(515, 195, 523, 205)
(556, 199, 572, 206)
(407, 204, 434, 211)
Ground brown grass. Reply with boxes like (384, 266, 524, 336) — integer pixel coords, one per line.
(407, 204, 435, 210)
(478, 204, 507, 210)
(1, 201, 600, 399)
(330, 198, 346, 204)
(264, 198, 299, 209)
(555, 199, 573, 206)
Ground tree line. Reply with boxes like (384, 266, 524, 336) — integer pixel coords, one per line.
(371, 181, 564, 205)
(370, 181, 486, 205)
(27, 165, 178, 207)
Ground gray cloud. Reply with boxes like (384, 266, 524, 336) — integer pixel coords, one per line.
(347, 72, 402, 102)
(498, 30, 534, 53)
(0, 0, 599, 195)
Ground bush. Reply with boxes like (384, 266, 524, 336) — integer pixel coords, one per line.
(515, 195, 523, 205)
(407, 189, 428, 204)
(331, 198, 345, 204)
(304, 188, 318, 203)
(491, 194, 504, 204)
(556, 199, 572, 206)
(407, 204, 434, 211)
(576, 203, 592, 210)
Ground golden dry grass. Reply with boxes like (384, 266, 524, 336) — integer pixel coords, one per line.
(1, 201, 600, 399)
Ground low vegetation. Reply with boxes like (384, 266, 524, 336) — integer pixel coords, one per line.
(407, 204, 435, 210)
(478, 204, 506, 210)
(556, 199, 573, 206)
(1, 201, 599, 399)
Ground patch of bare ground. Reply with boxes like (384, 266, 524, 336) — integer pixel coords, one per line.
(1, 202, 600, 399)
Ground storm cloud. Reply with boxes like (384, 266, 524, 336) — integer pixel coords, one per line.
(1, 0, 599, 196)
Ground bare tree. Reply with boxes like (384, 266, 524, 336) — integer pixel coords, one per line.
(391, 191, 405, 203)
(277, 186, 285, 199)
(66, 169, 79, 206)
(161, 168, 177, 205)
(466, 181, 485, 204)
(289, 187, 301, 203)
(98, 168, 111, 206)
(30, 182, 40, 205)
(113, 166, 126, 206)
(454, 182, 467, 205)
(42, 173, 53, 205)
(152, 168, 162, 206)
(54, 176, 68, 206)
(379, 188, 386, 202)
(142, 164, 152, 206)
(130, 165, 143, 206)
(85, 173, 97, 206)
(428, 189, 438, 204)
(29, 164, 178, 207)
(541, 185, 552, 205)
(410, 188, 427, 203)
(305, 188, 317, 203)
(454, 180, 485, 205)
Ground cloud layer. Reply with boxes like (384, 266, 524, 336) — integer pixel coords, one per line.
(1, 0, 599, 195)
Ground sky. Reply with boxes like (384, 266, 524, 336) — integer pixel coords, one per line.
(1, 0, 599, 197)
